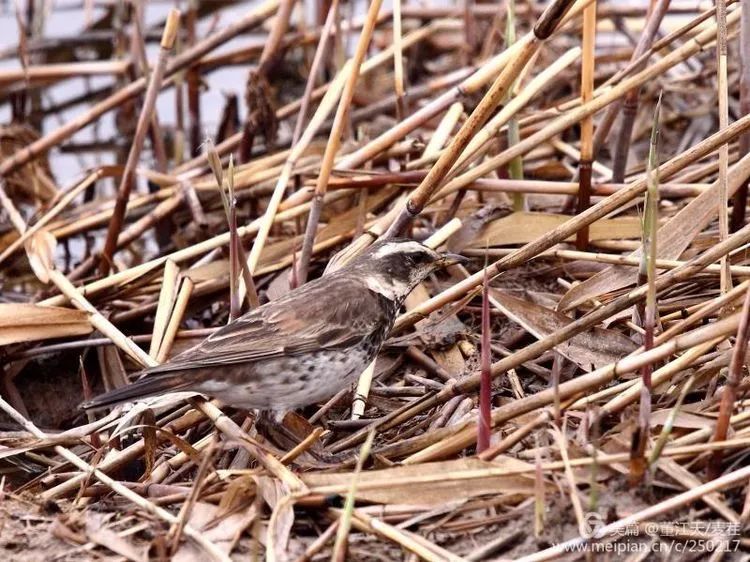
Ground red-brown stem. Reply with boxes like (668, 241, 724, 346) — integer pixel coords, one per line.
(477, 264, 492, 453)
(630, 304, 654, 485)
(100, 10, 180, 275)
(708, 288, 750, 478)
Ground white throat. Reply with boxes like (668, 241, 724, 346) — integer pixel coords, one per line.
(364, 273, 410, 301)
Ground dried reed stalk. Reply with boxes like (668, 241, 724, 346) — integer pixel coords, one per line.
(100, 10, 180, 274)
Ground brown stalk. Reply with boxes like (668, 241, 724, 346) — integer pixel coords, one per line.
(99, 10, 180, 275)
(295, 0, 384, 284)
(576, 0, 596, 249)
(0, 179, 27, 235)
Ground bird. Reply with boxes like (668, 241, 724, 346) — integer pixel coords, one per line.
(81, 239, 466, 413)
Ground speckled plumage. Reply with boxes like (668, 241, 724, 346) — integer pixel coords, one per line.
(81, 239, 463, 412)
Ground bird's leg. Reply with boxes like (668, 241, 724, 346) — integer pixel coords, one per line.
(254, 410, 350, 465)
(255, 409, 303, 450)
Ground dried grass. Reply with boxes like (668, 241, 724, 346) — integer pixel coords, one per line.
(2, 1, 750, 560)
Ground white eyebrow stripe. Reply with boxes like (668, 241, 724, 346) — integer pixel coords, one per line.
(371, 241, 424, 259)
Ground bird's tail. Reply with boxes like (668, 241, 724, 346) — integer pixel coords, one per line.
(79, 371, 193, 410)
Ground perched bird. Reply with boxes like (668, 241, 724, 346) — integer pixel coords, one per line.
(81, 239, 465, 412)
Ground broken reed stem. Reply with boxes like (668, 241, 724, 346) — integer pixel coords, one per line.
(0, 179, 26, 235)
(649, 374, 696, 468)
(709, 287, 750, 478)
(257, 0, 295, 77)
(228, 159, 241, 320)
(608, 0, 671, 181)
(156, 276, 194, 363)
(0, 170, 102, 266)
(47, 267, 157, 368)
(206, 143, 259, 309)
(717, 0, 732, 293)
(184, 1, 202, 157)
(384, 0, 577, 238)
(549, 422, 586, 537)
(334, 28, 524, 173)
(576, 0, 596, 249)
(99, 9, 180, 275)
(533, 438, 545, 537)
(296, 0, 384, 284)
(416, 46, 581, 174)
(422, 102, 464, 159)
(150, 260, 179, 359)
(351, 361, 375, 420)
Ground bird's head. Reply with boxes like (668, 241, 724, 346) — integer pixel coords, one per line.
(350, 239, 467, 302)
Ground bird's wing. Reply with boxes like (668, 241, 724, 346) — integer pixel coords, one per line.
(144, 275, 390, 374)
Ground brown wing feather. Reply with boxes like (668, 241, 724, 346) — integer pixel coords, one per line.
(142, 275, 390, 375)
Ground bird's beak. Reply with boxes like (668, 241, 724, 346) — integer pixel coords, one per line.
(437, 253, 469, 267)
